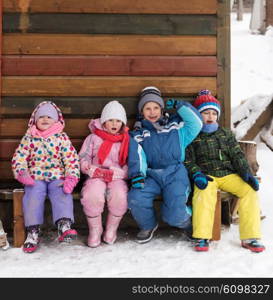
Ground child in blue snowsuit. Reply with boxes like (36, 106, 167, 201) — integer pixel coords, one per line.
(127, 87, 203, 243)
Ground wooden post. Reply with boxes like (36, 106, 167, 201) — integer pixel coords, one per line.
(266, 0, 273, 27)
(13, 189, 25, 247)
(229, 141, 260, 223)
(239, 141, 259, 175)
(212, 191, 221, 241)
(0, 0, 2, 106)
(230, 197, 240, 224)
(217, 0, 231, 128)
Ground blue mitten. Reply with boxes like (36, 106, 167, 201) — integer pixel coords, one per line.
(192, 172, 213, 190)
(166, 99, 178, 109)
(241, 172, 259, 191)
(131, 175, 145, 189)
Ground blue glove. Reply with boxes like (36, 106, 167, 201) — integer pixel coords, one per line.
(192, 172, 213, 190)
(166, 99, 178, 109)
(241, 172, 259, 191)
(131, 175, 145, 189)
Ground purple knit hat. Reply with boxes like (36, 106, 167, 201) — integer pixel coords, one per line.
(34, 103, 59, 122)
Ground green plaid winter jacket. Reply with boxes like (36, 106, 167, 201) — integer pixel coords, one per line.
(185, 127, 251, 178)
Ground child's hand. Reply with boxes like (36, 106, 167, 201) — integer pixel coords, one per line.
(63, 176, 79, 194)
(192, 172, 213, 190)
(110, 166, 127, 180)
(241, 172, 259, 191)
(16, 170, 35, 186)
(131, 175, 145, 189)
(166, 99, 178, 109)
(81, 160, 90, 173)
(102, 169, 114, 183)
(91, 167, 113, 183)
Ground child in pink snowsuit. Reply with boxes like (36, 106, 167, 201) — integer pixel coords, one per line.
(79, 101, 129, 247)
(12, 101, 80, 253)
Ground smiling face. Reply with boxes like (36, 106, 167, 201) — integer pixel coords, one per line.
(103, 119, 123, 134)
(36, 116, 56, 131)
(201, 109, 218, 124)
(142, 101, 162, 123)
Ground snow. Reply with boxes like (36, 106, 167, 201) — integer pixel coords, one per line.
(231, 93, 273, 140)
(1, 12, 273, 279)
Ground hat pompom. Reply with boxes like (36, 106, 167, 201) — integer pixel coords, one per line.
(198, 89, 212, 96)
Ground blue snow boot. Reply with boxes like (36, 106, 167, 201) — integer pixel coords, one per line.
(194, 239, 209, 252)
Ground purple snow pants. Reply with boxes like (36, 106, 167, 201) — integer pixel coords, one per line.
(23, 180, 74, 227)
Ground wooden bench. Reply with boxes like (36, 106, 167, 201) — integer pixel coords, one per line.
(0, 187, 227, 247)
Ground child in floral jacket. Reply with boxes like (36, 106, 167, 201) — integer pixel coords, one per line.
(79, 101, 129, 247)
(12, 101, 80, 253)
(185, 90, 265, 253)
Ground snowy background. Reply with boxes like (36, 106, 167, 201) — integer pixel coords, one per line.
(1, 12, 273, 278)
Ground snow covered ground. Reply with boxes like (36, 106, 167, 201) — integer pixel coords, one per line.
(1, 12, 273, 279)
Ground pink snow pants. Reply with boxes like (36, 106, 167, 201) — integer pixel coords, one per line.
(80, 178, 128, 217)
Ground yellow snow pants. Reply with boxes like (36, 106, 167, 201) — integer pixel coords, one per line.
(192, 174, 261, 240)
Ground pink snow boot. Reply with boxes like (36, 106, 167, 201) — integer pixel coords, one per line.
(86, 215, 103, 248)
(103, 214, 123, 245)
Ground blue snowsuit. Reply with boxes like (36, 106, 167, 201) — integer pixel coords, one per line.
(128, 101, 203, 230)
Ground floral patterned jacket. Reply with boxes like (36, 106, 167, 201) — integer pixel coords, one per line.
(11, 101, 80, 181)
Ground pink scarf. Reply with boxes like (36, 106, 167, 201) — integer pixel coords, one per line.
(28, 122, 64, 138)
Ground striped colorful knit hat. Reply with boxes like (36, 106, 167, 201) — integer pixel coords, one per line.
(193, 89, 221, 116)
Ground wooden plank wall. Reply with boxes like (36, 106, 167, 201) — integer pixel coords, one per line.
(0, 0, 230, 187)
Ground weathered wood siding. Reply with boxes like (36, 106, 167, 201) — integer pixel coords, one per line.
(0, 0, 230, 187)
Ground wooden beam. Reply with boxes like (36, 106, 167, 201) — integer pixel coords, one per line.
(2, 55, 217, 76)
(217, 0, 231, 128)
(2, 76, 217, 97)
(0, 0, 2, 106)
(0, 95, 194, 116)
(3, 0, 217, 14)
(3, 34, 216, 56)
(242, 101, 273, 140)
(3, 13, 217, 35)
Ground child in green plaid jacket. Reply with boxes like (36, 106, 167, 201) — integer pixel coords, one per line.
(185, 90, 265, 253)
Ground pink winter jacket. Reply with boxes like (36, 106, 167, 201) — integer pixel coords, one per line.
(79, 119, 128, 180)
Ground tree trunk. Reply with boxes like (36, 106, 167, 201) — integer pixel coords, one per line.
(250, 0, 266, 34)
(237, 0, 244, 20)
